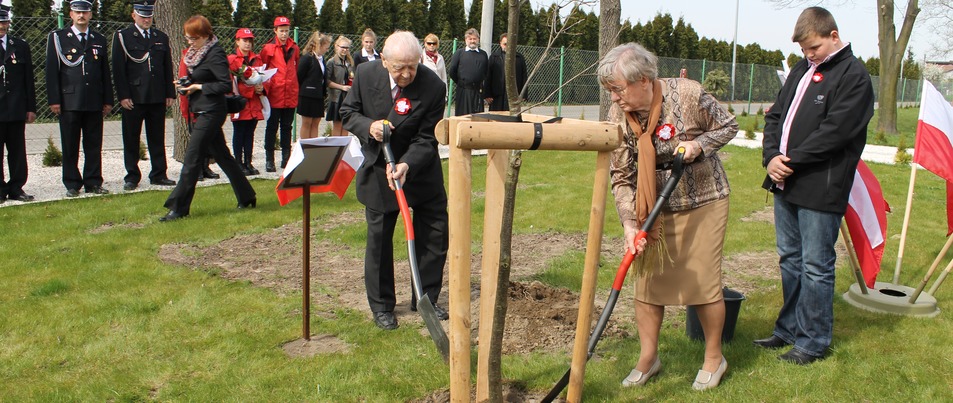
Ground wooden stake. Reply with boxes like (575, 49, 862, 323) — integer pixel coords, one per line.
(302, 186, 311, 341)
(893, 164, 918, 284)
(476, 149, 508, 401)
(566, 151, 611, 402)
(447, 118, 473, 402)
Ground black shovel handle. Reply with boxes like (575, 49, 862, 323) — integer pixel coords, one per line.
(542, 146, 686, 403)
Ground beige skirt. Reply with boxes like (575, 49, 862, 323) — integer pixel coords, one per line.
(634, 197, 729, 306)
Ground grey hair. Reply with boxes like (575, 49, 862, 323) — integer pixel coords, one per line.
(382, 30, 422, 61)
(597, 42, 658, 87)
(465, 28, 479, 38)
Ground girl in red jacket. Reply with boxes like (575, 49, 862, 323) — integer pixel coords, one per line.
(259, 16, 299, 172)
(228, 28, 265, 175)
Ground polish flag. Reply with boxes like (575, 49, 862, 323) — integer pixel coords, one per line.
(275, 136, 364, 206)
(845, 161, 890, 288)
(913, 80, 953, 235)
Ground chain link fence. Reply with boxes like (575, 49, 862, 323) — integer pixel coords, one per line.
(10, 17, 949, 154)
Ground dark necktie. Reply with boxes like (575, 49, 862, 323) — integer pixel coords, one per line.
(0, 41, 6, 62)
(144, 30, 150, 40)
(79, 32, 87, 48)
(393, 86, 402, 101)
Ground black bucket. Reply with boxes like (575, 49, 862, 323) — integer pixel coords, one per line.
(686, 287, 745, 343)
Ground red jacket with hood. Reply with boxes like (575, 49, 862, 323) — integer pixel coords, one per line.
(259, 37, 299, 108)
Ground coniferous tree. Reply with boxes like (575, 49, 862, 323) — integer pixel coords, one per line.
(445, 0, 465, 40)
(202, 0, 233, 27)
(344, 0, 365, 33)
(466, 0, 480, 29)
(233, 0, 262, 28)
(397, 0, 429, 34)
(517, 0, 536, 46)
(101, 0, 129, 22)
(672, 17, 698, 60)
(262, 0, 293, 29)
(428, 0, 450, 41)
(317, 0, 345, 34)
(13, 0, 51, 17)
(293, 0, 318, 32)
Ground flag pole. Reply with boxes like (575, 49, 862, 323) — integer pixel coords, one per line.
(928, 263, 952, 295)
(840, 222, 869, 294)
(908, 234, 953, 302)
(302, 185, 312, 341)
(893, 163, 919, 284)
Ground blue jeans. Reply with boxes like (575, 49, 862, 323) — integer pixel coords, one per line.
(772, 194, 842, 357)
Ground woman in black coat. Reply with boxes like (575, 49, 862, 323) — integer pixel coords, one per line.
(297, 32, 331, 139)
(161, 15, 256, 221)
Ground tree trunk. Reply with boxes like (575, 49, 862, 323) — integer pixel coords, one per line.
(598, 0, 621, 121)
(156, 0, 192, 162)
(875, 0, 919, 136)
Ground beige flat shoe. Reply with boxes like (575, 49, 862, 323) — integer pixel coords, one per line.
(692, 357, 728, 390)
(622, 357, 661, 387)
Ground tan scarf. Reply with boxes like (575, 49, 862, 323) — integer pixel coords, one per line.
(623, 79, 663, 244)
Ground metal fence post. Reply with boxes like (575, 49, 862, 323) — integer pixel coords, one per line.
(57, 13, 63, 29)
(701, 59, 707, 82)
(747, 63, 754, 114)
(901, 77, 907, 104)
(558, 46, 564, 117)
(446, 39, 457, 117)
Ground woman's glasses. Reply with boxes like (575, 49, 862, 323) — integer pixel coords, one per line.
(425, 42, 437, 45)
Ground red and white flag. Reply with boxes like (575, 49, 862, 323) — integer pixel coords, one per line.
(275, 136, 364, 206)
(845, 161, 890, 288)
(913, 80, 953, 235)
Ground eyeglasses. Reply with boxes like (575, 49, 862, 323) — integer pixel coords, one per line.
(425, 42, 437, 45)
(604, 84, 628, 96)
(184, 35, 199, 41)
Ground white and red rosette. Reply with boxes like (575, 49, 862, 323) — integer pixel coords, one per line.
(394, 98, 411, 115)
(655, 123, 675, 141)
(812, 72, 823, 83)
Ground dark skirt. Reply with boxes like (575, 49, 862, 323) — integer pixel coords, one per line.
(297, 95, 325, 118)
(325, 92, 347, 122)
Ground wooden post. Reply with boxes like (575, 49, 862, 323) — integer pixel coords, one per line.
(447, 119, 473, 402)
(302, 186, 311, 341)
(566, 151, 611, 402)
(476, 149, 509, 401)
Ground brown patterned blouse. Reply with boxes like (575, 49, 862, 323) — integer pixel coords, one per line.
(609, 78, 737, 222)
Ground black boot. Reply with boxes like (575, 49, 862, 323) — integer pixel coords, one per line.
(265, 151, 276, 172)
(246, 157, 260, 175)
(203, 158, 220, 179)
(280, 149, 291, 169)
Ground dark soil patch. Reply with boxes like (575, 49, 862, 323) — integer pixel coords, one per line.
(281, 334, 350, 358)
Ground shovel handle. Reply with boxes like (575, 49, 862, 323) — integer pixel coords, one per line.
(382, 125, 415, 240)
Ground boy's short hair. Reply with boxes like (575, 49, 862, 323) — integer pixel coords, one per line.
(792, 6, 838, 42)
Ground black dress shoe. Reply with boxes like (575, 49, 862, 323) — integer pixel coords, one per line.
(753, 335, 790, 349)
(0, 194, 5, 203)
(237, 198, 257, 209)
(265, 161, 276, 172)
(778, 348, 825, 365)
(203, 167, 220, 179)
(10, 193, 35, 202)
(373, 311, 398, 330)
(150, 178, 176, 186)
(247, 163, 260, 175)
(159, 210, 189, 222)
(85, 186, 110, 195)
(123, 182, 138, 191)
(66, 189, 80, 198)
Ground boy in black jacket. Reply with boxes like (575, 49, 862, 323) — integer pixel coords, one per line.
(755, 6, 874, 365)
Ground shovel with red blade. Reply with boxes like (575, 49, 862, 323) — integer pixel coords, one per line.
(542, 146, 687, 402)
(381, 125, 451, 362)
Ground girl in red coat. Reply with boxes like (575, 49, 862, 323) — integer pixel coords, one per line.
(258, 16, 299, 171)
(228, 28, 264, 175)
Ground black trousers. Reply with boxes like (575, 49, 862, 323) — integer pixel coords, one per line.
(59, 110, 104, 191)
(364, 197, 449, 313)
(0, 121, 28, 197)
(232, 119, 257, 164)
(121, 102, 169, 184)
(164, 110, 256, 214)
(454, 87, 484, 116)
(263, 108, 295, 157)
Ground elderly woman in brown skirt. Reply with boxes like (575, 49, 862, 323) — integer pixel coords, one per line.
(599, 42, 737, 390)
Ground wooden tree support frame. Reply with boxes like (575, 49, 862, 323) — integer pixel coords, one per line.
(437, 113, 622, 402)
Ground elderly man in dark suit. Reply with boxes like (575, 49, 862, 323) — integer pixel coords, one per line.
(0, 3, 37, 203)
(46, 0, 113, 197)
(341, 30, 449, 331)
(112, 0, 176, 191)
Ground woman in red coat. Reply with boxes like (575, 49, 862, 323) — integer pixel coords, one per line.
(258, 16, 299, 171)
(228, 28, 265, 175)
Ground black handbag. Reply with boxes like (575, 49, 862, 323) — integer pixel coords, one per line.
(226, 94, 247, 113)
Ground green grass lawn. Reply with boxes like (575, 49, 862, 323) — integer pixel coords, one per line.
(1, 146, 951, 401)
(736, 106, 921, 147)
